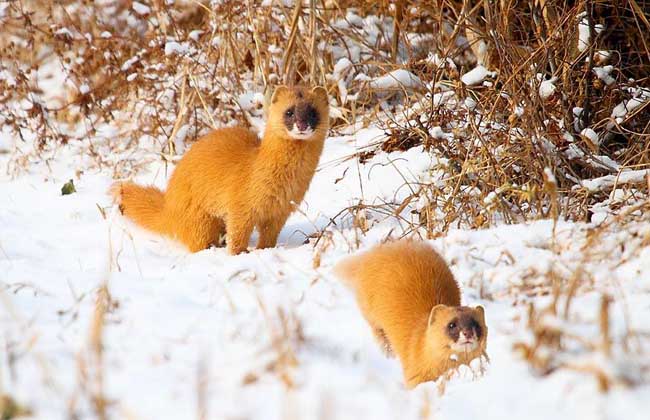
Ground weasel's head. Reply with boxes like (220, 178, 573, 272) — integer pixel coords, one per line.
(426, 304, 487, 364)
(266, 85, 329, 141)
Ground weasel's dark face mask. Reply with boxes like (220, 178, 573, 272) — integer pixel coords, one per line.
(282, 101, 320, 140)
(446, 308, 484, 353)
(268, 86, 329, 141)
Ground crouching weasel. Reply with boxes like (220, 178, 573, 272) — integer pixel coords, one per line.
(111, 86, 329, 255)
(334, 240, 488, 388)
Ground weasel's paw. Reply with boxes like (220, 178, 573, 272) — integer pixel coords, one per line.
(373, 327, 394, 357)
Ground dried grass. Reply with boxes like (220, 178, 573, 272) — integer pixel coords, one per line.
(354, 0, 650, 233)
(2, 0, 650, 411)
(3, 1, 647, 226)
(1, 0, 397, 177)
(512, 209, 650, 392)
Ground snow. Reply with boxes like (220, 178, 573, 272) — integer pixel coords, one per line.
(54, 27, 74, 38)
(581, 169, 650, 192)
(332, 58, 354, 104)
(513, 105, 524, 117)
(576, 12, 602, 55)
(464, 97, 477, 110)
(430, 91, 455, 107)
(237, 92, 265, 111)
(2, 120, 650, 419)
(578, 14, 590, 52)
(132, 2, 151, 15)
(0, 69, 17, 87)
(573, 107, 583, 117)
(164, 41, 189, 56)
(369, 69, 424, 90)
(120, 55, 140, 72)
(189, 30, 204, 41)
(0, 139, 650, 419)
(543, 167, 556, 184)
(539, 78, 557, 100)
(333, 57, 353, 77)
(483, 191, 498, 204)
(429, 126, 453, 140)
(461, 65, 489, 86)
(354, 73, 371, 82)
(594, 66, 615, 85)
(425, 53, 456, 70)
(580, 128, 599, 146)
(611, 90, 650, 120)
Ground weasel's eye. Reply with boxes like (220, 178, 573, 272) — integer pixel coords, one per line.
(285, 109, 294, 118)
(447, 322, 456, 330)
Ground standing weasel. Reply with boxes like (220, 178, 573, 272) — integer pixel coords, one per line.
(111, 86, 329, 254)
(334, 240, 488, 388)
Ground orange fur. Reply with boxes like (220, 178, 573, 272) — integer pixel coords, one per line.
(111, 86, 329, 254)
(335, 240, 488, 388)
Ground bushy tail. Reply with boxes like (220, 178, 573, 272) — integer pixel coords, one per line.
(333, 254, 362, 289)
(110, 182, 167, 235)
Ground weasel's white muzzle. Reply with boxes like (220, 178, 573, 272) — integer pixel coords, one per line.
(450, 332, 479, 353)
(288, 126, 315, 140)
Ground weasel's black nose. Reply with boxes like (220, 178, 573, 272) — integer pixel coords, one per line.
(458, 313, 482, 340)
(461, 326, 475, 339)
(296, 120, 309, 131)
(295, 102, 319, 130)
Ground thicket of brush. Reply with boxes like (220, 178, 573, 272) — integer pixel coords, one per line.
(1, 2, 648, 271)
(380, 0, 650, 230)
(2, 1, 648, 228)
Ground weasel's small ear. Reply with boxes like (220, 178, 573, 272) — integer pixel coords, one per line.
(311, 86, 328, 103)
(427, 304, 447, 326)
(262, 87, 273, 117)
(474, 305, 486, 322)
(271, 85, 290, 104)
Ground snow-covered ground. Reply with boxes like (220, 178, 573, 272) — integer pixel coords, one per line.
(2, 119, 650, 419)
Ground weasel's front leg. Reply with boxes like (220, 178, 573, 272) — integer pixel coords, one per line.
(256, 216, 288, 250)
(226, 213, 254, 255)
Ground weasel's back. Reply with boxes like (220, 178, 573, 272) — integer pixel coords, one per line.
(334, 240, 461, 324)
(179, 127, 260, 168)
(166, 127, 260, 205)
